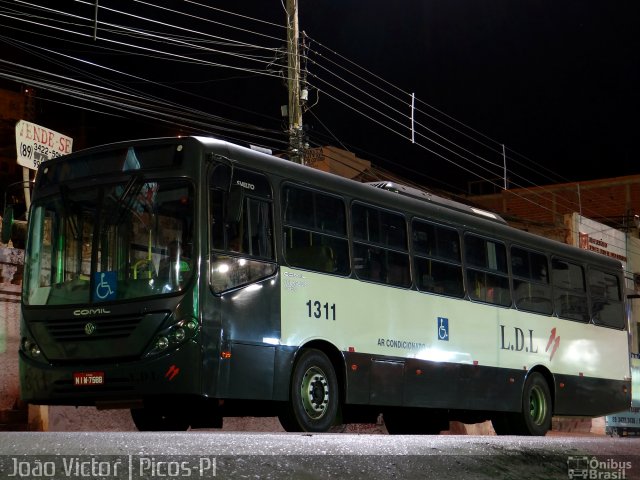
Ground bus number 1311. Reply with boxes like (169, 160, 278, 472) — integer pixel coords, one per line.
(306, 300, 336, 321)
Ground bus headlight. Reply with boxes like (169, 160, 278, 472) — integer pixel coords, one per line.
(155, 336, 170, 351)
(146, 318, 199, 357)
(21, 337, 43, 361)
(172, 328, 186, 343)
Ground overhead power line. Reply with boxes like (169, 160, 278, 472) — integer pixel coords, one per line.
(0, 0, 632, 243)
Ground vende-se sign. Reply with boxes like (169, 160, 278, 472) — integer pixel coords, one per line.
(15, 120, 73, 170)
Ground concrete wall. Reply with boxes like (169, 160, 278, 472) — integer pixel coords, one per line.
(0, 247, 23, 411)
(0, 246, 27, 430)
(0, 282, 21, 412)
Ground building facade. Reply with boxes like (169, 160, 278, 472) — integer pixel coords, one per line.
(466, 176, 640, 354)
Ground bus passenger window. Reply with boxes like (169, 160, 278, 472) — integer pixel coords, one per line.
(352, 203, 410, 287)
(282, 185, 349, 276)
(511, 247, 552, 315)
(464, 234, 510, 306)
(412, 220, 463, 298)
(589, 269, 624, 329)
(209, 166, 276, 293)
(552, 258, 588, 322)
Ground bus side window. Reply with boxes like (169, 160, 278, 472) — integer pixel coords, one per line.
(282, 185, 349, 276)
(412, 219, 463, 298)
(209, 167, 276, 293)
(210, 188, 226, 250)
(352, 203, 410, 287)
(511, 247, 552, 315)
(589, 269, 624, 329)
(552, 258, 589, 322)
(464, 233, 510, 306)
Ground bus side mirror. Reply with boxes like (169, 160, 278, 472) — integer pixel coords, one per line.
(1, 205, 14, 243)
(226, 184, 244, 223)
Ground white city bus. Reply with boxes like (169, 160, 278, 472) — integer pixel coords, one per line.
(18, 136, 631, 435)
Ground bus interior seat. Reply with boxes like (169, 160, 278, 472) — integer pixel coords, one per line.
(387, 263, 410, 286)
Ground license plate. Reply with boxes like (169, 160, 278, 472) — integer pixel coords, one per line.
(73, 371, 105, 386)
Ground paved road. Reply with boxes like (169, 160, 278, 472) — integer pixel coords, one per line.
(1, 432, 639, 479)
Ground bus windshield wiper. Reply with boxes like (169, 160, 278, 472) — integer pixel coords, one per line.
(112, 174, 144, 226)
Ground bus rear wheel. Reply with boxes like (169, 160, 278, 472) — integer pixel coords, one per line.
(130, 406, 190, 431)
(508, 372, 552, 436)
(278, 348, 339, 432)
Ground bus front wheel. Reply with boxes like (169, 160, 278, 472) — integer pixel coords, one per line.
(278, 348, 339, 432)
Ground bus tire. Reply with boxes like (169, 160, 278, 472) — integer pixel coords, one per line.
(509, 372, 552, 436)
(278, 348, 339, 432)
(130, 406, 190, 431)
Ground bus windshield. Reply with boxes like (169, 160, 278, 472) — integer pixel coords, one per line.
(23, 178, 194, 305)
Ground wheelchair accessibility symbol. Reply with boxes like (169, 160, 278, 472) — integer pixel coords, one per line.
(93, 271, 116, 301)
(437, 317, 449, 341)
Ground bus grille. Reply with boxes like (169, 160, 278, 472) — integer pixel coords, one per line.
(45, 315, 143, 341)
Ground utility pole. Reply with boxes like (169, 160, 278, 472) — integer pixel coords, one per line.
(286, 0, 304, 164)
(23, 87, 36, 216)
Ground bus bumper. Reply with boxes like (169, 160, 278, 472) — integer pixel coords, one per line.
(19, 340, 202, 406)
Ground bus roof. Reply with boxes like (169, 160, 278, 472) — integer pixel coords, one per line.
(366, 181, 508, 225)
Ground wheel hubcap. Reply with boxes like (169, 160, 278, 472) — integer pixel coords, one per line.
(300, 366, 329, 419)
(529, 385, 547, 425)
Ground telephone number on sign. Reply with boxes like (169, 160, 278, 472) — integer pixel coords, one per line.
(19, 142, 64, 167)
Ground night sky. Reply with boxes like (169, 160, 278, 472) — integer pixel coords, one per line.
(299, 1, 640, 192)
(1, 1, 638, 194)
